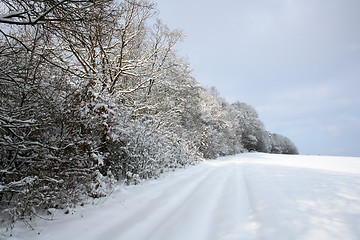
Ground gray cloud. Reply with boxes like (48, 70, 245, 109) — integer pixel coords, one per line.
(156, 0, 360, 156)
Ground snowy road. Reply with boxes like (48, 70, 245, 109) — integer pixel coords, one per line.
(5, 153, 360, 240)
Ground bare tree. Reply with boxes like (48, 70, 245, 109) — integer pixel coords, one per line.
(46, 0, 184, 99)
(0, 0, 112, 25)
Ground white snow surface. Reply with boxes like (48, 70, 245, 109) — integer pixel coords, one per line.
(3, 153, 360, 240)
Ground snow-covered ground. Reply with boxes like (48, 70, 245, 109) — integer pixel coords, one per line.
(3, 153, 360, 240)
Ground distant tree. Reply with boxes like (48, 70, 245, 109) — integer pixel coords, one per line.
(270, 133, 299, 154)
(229, 102, 266, 152)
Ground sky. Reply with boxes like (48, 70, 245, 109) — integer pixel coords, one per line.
(155, 0, 360, 157)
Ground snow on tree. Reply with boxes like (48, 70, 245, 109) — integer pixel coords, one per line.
(0, 0, 298, 227)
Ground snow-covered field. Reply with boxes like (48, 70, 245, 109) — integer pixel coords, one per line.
(3, 153, 360, 240)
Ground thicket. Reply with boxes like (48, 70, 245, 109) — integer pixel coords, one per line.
(0, 0, 298, 226)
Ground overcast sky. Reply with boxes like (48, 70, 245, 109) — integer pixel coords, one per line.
(155, 0, 360, 157)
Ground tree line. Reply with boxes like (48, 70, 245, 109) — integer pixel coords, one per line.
(0, 0, 297, 226)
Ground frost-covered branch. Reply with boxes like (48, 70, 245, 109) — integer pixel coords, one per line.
(0, 0, 105, 25)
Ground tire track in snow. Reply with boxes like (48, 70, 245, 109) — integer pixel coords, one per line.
(144, 164, 237, 240)
(205, 162, 256, 240)
(240, 164, 263, 240)
(91, 163, 220, 240)
(114, 164, 236, 240)
(112, 161, 261, 240)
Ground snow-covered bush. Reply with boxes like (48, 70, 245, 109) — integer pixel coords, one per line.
(81, 92, 201, 184)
